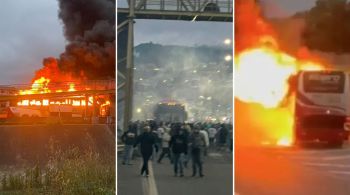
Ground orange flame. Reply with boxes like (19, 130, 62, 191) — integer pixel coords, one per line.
(235, 0, 324, 147)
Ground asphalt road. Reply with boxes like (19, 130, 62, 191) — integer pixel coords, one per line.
(235, 143, 350, 195)
(118, 149, 233, 195)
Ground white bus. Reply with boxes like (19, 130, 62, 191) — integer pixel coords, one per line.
(294, 70, 349, 147)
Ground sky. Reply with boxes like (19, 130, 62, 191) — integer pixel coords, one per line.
(0, 0, 65, 84)
(261, 0, 317, 18)
(117, 0, 232, 46)
(0, 0, 318, 84)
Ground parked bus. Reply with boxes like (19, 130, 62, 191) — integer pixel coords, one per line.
(294, 70, 349, 147)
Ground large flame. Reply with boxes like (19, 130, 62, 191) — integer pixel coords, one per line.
(235, 44, 323, 147)
(235, 0, 324, 147)
(16, 58, 89, 107)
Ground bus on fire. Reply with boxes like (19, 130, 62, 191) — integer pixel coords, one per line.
(294, 70, 350, 147)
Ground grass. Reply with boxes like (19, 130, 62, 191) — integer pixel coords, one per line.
(0, 141, 115, 195)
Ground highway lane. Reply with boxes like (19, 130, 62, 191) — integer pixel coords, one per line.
(118, 150, 233, 195)
(235, 143, 350, 195)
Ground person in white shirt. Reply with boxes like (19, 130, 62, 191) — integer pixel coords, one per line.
(208, 126, 217, 147)
(157, 128, 172, 163)
(200, 128, 209, 156)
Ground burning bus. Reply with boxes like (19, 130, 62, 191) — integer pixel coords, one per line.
(0, 79, 114, 124)
(154, 100, 187, 123)
(294, 70, 349, 147)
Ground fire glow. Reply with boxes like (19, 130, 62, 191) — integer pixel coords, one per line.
(235, 1, 323, 147)
(16, 76, 93, 107)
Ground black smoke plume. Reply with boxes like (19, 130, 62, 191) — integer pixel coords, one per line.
(56, 0, 115, 80)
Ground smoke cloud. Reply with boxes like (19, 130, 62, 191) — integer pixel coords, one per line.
(35, 0, 115, 81)
(132, 43, 232, 121)
(57, 0, 115, 80)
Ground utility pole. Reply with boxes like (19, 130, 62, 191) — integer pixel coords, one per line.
(123, 0, 135, 131)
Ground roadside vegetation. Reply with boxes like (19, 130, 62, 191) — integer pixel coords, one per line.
(0, 139, 115, 194)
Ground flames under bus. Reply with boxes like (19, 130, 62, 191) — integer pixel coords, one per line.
(294, 70, 349, 147)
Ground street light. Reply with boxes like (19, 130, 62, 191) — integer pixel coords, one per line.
(225, 55, 232, 61)
(224, 38, 231, 45)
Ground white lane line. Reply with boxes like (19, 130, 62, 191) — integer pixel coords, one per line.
(304, 163, 350, 168)
(328, 171, 350, 175)
(141, 161, 159, 195)
(208, 152, 223, 157)
(321, 155, 350, 161)
(140, 162, 148, 195)
(148, 162, 159, 195)
(142, 178, 148, 195)
(288, 154, 350, 161)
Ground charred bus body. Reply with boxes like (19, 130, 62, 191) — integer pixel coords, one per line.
(153, 100, 187, 123)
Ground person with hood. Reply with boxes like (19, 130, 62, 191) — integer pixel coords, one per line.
(169, 127, 188, 177)
(133, 126, 158, 177)
(121, 122, 137, 165)
(189, 125, 206, 177)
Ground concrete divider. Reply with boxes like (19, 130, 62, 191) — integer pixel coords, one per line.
(0, 124, 115, 165)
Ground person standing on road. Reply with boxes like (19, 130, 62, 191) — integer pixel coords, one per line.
(157, 127, 172, 163)
(134, 126, 158, 177)
(218, 124, 228, 151)
(189, 125, 206, 177)
(151, 125, 161, 161)
(121, 123, 137, 165)
(208, 125, 217, 148)
(199, 125, 209, 156)
(183, 123, 192, 168)
(169, 127, 188, 177)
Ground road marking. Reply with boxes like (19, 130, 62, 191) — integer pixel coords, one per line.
(321, 155, 350, 161)
(328, 171, 350, 175)
(208, 153, 223, 157)
(271, 148, 350, 156)
(148, 162, 159, 195)
(288, 154, 350, 161)
(304, 163, 350, 168)
(141, 161, 159, 195)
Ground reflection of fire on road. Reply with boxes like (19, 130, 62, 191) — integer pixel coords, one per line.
(235, 0, 324, 146)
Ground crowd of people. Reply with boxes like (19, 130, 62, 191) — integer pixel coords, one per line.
(120, 120, 232, 178)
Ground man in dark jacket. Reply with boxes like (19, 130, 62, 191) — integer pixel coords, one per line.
(134, 126, 158, 177)
(121, 123, 137, 165)
(169, 127, 188, 177)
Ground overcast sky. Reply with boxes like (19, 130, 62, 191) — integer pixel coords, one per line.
(117, 0, 232, 46)
(261, 0, 317, 18)
(0, 0, 65, 84)
(0, 0, 318, 84)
